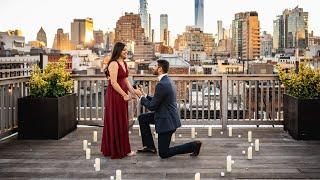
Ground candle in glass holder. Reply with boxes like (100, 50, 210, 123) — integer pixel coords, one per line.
(171, 133, 175, 142)
(228, 127, 233, 137)
(248, 131, 252, 142)
(208, 126, 212, 137)
(93, 131, 98, 142)
(195, 172, 200, 180)
(83, 140, 88, 151)
(116, 169, 121, 180)
(191, 128, 195, 139)
(94, 158, 100, 171)
(255, 139, 260, 151)
(86, 148, 91, 159)
(247, 147, 252, 160)
(227, 155, 232, 172)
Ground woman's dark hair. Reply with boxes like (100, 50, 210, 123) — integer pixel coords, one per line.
(105, 42, 126, 77)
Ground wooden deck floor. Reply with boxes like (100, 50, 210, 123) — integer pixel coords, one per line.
(1, 127, 320, 179)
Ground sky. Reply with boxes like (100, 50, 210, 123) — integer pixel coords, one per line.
(0, 0, 319, 47)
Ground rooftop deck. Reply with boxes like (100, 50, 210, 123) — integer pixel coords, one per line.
(1, 127, 320, 179)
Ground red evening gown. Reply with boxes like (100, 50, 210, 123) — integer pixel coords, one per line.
(101, 61, 131, 159)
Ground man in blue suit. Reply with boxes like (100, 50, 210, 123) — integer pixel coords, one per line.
(135, 59, 202, 159)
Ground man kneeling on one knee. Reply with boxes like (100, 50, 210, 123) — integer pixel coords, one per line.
(134, 59, 202, 159)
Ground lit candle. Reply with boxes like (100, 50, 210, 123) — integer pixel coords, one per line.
(220, 172, 225, 177)
(195, 172, 200, 180)
(220, 131, 223, 135)
(94, 158, 100, 171)
(247, 147, 252, 160)
(228, 127, 232, 137)
(110, 176, 114, 180)
(171, 133, 175, 142)
(191, 128, 195, 139)
(116, 169, 121, 180)
(179, 134, 182, 138)
(255, 139, 260, 151)
(242, 150, 246, 155)
(238, 135, 241, 138)
(208, 126, 212, 137)
(83, 140, 88, 151)
(227, 155, 232, 172)
(86, 148, 91, 159)
(248, 131, 252, 142)
(93, 131, 97, 142)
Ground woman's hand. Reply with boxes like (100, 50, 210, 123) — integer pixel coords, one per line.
(123, 94, 131, 101)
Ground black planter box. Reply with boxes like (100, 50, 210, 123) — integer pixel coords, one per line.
(18, 94, 77, 140)
(283, 94, 320, 140)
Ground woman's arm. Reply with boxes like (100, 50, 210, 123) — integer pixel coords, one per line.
(125, 78, 136, 95)
(108, 62, 129, 100)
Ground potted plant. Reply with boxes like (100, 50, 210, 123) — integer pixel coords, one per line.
(278, 63, 320, 140)
(18, 57, 77, 139)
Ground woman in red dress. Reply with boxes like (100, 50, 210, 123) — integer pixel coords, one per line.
(101, 42, 137, 159)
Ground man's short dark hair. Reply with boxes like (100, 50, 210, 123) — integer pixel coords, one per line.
(157, 59, 169, 73)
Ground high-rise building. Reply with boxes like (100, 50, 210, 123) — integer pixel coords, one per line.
(232, 11, 260, 60)
(139, 0, 150, 40)
(115, 12, 145, 44)
(195, 0, 204, 31)
(174, 26, 214, 64)
(71, 18, 94, 47)
(0, 30, 26, 52)
(93, 30, 105, 48)
(36, 27, 47, 46)
(105, 31, 115, 52)
(217, 20, 223, 42)
(160, 14, 168, 44)
(52, 28, 73, 50)
(115, 12, 155, 61)
(273, 6, 308, 52)
(260, 31, 273, 57)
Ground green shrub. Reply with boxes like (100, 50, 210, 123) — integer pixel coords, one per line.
(278, 63, 320, 99)
(29, 57, 73, 98)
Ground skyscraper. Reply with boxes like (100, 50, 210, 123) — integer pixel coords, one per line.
(160, 14, 168, 45)
(36, 27, 47, 46)
(52, 28, 73, 50)
(232, 11, 260, 60)
(71, 18, 94, 47)
(217, 20, 223, 42)
(273, 6, 308, 52)
(260, 31, 273, 57)
(195, 0, 204, 31)
(139, 0, 150, 40)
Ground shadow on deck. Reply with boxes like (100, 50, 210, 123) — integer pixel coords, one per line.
(1, 127, 320, 179)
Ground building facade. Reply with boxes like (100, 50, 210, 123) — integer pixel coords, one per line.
(260, 31, 273, 57)
(36, 27, 47, 47)
(71, 18, 94, 48)
(52, 28, 73, 51)
(160, 14, 168, 45)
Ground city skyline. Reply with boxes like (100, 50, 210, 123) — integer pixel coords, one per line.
(1, 0, 319, 47)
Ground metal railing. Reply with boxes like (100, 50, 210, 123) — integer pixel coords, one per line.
(72, 74, 284, 129)
(0, 74, 285, 138)
(0, 76, 29, 138)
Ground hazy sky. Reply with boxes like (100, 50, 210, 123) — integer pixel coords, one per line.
(1, 0, 319, 47)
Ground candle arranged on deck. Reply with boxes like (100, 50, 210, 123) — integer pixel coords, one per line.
(208, 126, 212, 137)
(248, 131, 252, 142)
(116, 169, 121, 180)
(195, 172, 200, 180)
(93, 131, 97, 142)
(171, 133, 175, 142)
(247, 147, 252, 160)
(83, 140, 88, 151)
(228, 127, 233, 137)
(94, 158, 100, 171)
(86, 148, 91, 159)
(255, 139, 260, 151)
(227, 155, 232, 172)
(191, 128, 196, 139)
